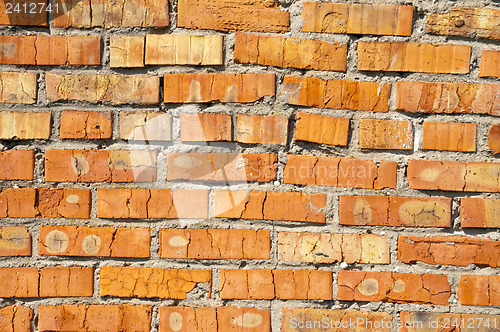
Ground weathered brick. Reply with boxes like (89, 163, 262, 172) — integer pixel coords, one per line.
(45, 73, 160, 105)
(0, 267, 38, 297)
(400, 312, 500, 332)
(489, 124, 500, 154)
(236, 114, 288, 144)
(359, 119, 413, 150)
(426, 7, 500, 40)
(458, 275, 500, 306)
(339, 196, 452, 227)
(0, 150, 34, 180)
(45, 150, 157, 182)
(0, 72, 37, 104)
(60, 110, 112, 139)
(465, 162, 500, 192)
(0, 111, 51, 139)
(0, 306, 33, 332)
(38, 304, 152, 332)
(0, 227, 31, 256)
(164, 73, 275, 103)
(120, 112, 172, 141)
(358, 42, 471, 74)
(110, 36, 145, 68)
(396, 81, 500, 116)
(159, 229, 270, 260)
(294, 112, 349, 146)
(480, 50, 500, 77)
(338, 271, 450, 304)
(0, 35, 101, 65)
(234, 32, 347, 71)
(100, 266, 211, 299)
(53, 0, 169, 28)
(0, 0, 47, 26)
(461, 198, 500, 228)
(302, 3, 413, 36)
(219, 269, 332, 300)
(145, 34, 223, 66)
(180, 113, 231, 142)
(214, 190, 326, 223)
(39, 266, 94, 297)
(166, 153, 277, 183)
(423, 122, 477, 152)
(38, 188, 91, 218)
(39, 225, 150, 258)
(278, 232, 390, 264)
(283, 76, 391, 112)
(407, 160, 466, 191)
(0, 188, 37, 218)
(97, 188, 208, 219)
(398, 235, 500, 267)
(178, 0, 289, 33)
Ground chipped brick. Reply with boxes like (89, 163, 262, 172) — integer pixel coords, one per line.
(236, 114, 288, 144)
(120, 112, 172, 141)
(294, 112, 349, 146)
(60, 111, 112, 139)
(39, 266, 94, 297)
(0, 227, 31, 256)
(180, 113, 231, 142)
(359, 118, 413, 150)
(423, 122, 477, 152)
(0, 111, 51, 140)
(461, 197, 500, 228)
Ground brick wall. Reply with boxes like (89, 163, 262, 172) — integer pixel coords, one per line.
(0, 0, 499, 331)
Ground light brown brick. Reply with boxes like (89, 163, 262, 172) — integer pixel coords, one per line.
(479, 50, 500, 78)
(0, 0, 48, 26)
(60, 110, 112, 139)
(359, 118, 413, 150)
(0, 267, 38, 297)
(180, 113, 231, 142)
(39, 266, 94, 297)
(236, 114, 288, 144)
(423, 122, 477, 152)
(0, 305, 33, 332)
(465, 162, 500, 192)
(407, 160, 466, 191)
(461, 198, 500, 228)
(0, 72, 37, 104)
(488, 124, 500, 154)
(120, 112, 172, 141)
(458, 275, 500, 306)
(0, 111, 51, 139)
(110, 36, 145, 68)
(0, 227, 31, 256)
(294, 112, 349, 146)
(0, 150, 34, 180)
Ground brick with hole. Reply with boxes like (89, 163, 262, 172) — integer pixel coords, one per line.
(0, 305, 33, 332)
(120, 112, 172, 141)
(489, 124, 500, 154)
(294, 112, 349, 146)
(110, 36, 145, 68)
(236, 114, 288, 144)
(60, 111, 112, 139)
(458, 275, 500, 306)
(39, 266, 94, 297)
(0, 151, 34, 180)
(400, 312, 500, 332)
(0, 227, 31, 256)
(422, 122, 477, 152)
(180, 113, 231, 142)
(0, 0, 48, 26)
(460, 198, 500, 228)
(0, 111, 51, 140)
(359, 119, 413, 150)
(0, 72, 37, 104)
(0, 267, 38, 297)
(479, 50, 500, 78)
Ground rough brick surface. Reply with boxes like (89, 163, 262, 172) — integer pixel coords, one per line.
(0, 306, 33, 332)
(460, 198, 500, 228)
(180, 113, 231, 142)
(110, 36, 145, 68)
(60, 111, 112, 139)
(400, 312, 500, 332)
(0, 227, 31, 256)
(0, 0, 47, 26)
(236, 114, 288, 144)
(0, 111, 51, 139)
(458, 275, 500, 306)
(120, 112, 172, 141)
(359, 118, 413, 150)
(0, 72, 37, 104)
(423, 122, 477, 152)
(294, 112, 349, 146)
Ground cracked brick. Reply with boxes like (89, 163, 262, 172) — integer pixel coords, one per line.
(180, 113, 231, 142)
(60, 111, 112, 139)
(0, 111, 51, 139)
(359, 118, 413, 150)
(489, 124, 500, 154)
(294, 112, 349, 146)
(423, 122, 477, 152)
(407, 160, 467, 191)
(0, 227, 31, 256)
(0, 150, 34, 180)
(38, 188, 91, 218)
(39, 266, 94, 297)
(400, 312, 500, 332)
(479, 50, 500, 78)
(460, 197, 500, 228)
(0, 306, 33, 332)
(0, 267, 38, 297)
(236, 114, 288, 144)
(110, 36, 145, 68)
(0, 72, 37, 104)
(120, 112, 172, 141)
(458, 275, 500, 306)
(0, 0, 47, 26)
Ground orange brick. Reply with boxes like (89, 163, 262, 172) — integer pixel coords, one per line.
(426, 7, 500, 40)
(0, 188, 37, 218)
(339, 196, 452, 227)
(45, 73, 160, 105)
(0, 150, 34, 180)
(359, 119, 413, 150)
(0, 305, 33, 332)
(283, 76, 391, 112)
(219, 269, 332, 300)
(38, 304, 152, 332)
(166, 153, 277, 183)
(0, 111, 51, 139)
(37, 188, 90, 218)
(489, 124, 500, 154)
(398, 235, 500, 267)
(465, 162, 500, 192)
(164, 73, 275, 103)
(180, 113, 231, 142)
(0, 72, 37, 104)
(100, 266, 211, 299)
(0, 267, 38, 297)
(159, 229, 270, 259)
(120, 112, 172, 141)
(358, 42, 471, 74)
(0, 0, 47, 26)
(0, 227, 31, 256)
(178, 0, 289, 33)
(396, 81, 500, 116)
(338, 271, 450, 305)
(234, 32, 347, 71)
(423, 122, 477, 152)
(302, 2, 413, 36)
(214, 190, 326, 223)
(45, 150, 157, 182)
(60, 111, 112, 139)
(294, 112, 349, 146)
(236, 114, 288, 144)
(110, 36, 145, 67)
(39, 266, 94, 297)
(400, 312, 500, 332)
(39, 225, 150, 258)
(461, 198, 500, 228)
(278, 232, 390, 264)
(480, 50, 500, 77)
(407, 160, 466, 191)
(97, 188, 209, 219)
(458, 275, 500, 306)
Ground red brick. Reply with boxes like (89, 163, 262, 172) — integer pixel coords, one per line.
(159, 229, 270, 260)
(302, 2, 413, 36)
(214, 190, 326, 223)
(97, 188, 209, 219)
(489, 124, 500, 154)
(0, 306, 33, 332)
(461, 198, 500, 228)
(39, 225, 150, 258)
(166, 153, 277, 183)
(45, 73, 160, 105)
(100, 266, 211, 299)
(458, 275, 500, 306)
(338, 270, 450, 304)
(407, 160, 466, 191)
(0, 72, 37, 104)
(359, 119, 413, 150)
(39, 266, 94, 297)
(120, 112, 172, 141)
(60, 111, 112, 139)
(396, 81, 500, 116)
(180, 113, 231, 142)
(294, 112, 349, 146)
(178, 0, 289, 33)
(423, 122, 477, 152)
(234, 32, 347, 71)
(283, 76, 391, 112)
(236, 114, 288, 144)
(37, 188, 91, 218)
(219, 269, 332, 300)
(38, 304, 152, 332)
(480, 50, 500, 77)
(400, 312, 500, 332)
(0, 111, 51, 139)
(0, 150, 34, 180)
(0, 227, 31, 256)
(45, 150, 157, 182)
(164, 73, 275, 103)
(0, 0, 47, 26)
(0, 267, 38, 297)
(110, 36, 145, 68)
